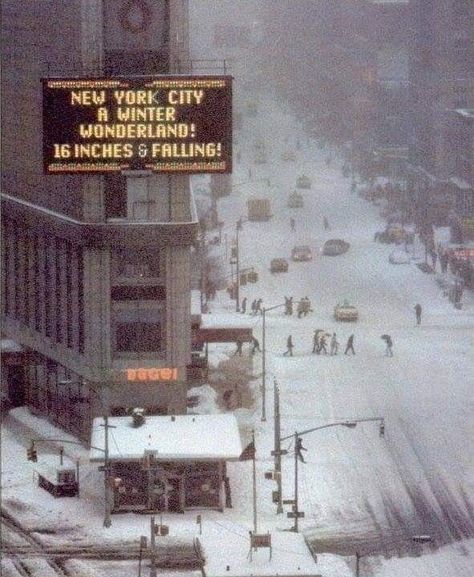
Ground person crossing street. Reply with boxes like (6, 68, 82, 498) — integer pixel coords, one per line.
(344, 334, 355, 355)
(283, 335, 294, 357)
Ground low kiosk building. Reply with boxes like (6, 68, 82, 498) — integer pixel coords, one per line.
(90, 413, 242, 513)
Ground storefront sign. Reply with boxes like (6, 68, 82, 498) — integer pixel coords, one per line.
(42, 76, 232, 174)
(126, 367, 178, 382)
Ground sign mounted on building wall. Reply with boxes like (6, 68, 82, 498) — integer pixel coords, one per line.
(42, 76, 232, 174)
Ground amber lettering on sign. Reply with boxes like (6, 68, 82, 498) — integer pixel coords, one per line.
(126, 368, 179, 382)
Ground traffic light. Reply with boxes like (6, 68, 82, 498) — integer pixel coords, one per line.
(27, 443, 37, 462)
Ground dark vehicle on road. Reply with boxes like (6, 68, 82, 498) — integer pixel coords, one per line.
(322, 239, 350, 256)
(291, 246, 313, 261)
(270, 258, 289, 273)
(287, 191, 304, 208)
(296, 175, 312, 189)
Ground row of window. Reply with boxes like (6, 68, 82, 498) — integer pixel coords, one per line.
(2, 220, 84, 353)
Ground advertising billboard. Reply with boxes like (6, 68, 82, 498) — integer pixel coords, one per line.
(42, 76, 232, 174)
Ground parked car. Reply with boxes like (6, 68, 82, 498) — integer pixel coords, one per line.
(287, 191, 304, 208)
(281, 150, 296, 161)
(270, 258, 289, 273)
(334, 300, 358, 321)
(291, 245, 313, 261)
(374, 224, 414, 244)
(296, 175, 312, 189)
(389, 249, 411, 264)
(322, 239, 350, 256)
(247, 198, 272, 221)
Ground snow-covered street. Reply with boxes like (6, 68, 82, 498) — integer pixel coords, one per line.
(204, 95, 474, 576)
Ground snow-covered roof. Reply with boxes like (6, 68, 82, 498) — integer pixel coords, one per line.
(455, 108, 474, 119)
(1, 339, 24, 352)
(449, 176, 472, 191)
(89, 413, 243, 462)
(200, 313, 254, 330)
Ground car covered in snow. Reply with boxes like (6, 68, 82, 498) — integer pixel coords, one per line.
(322, 239, 350, 256)
(287, 191, 304, 208)
(281, 150, 296, 161)
(270, 258, 289, 273)
(374, 224, 415, 244)
(389, 249, 411, 264)
(334, 300, 358, 322)
(296, 175, 312, 189)
(291, 245, 313, 261)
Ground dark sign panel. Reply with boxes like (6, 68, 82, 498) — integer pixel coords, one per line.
(42, 76, 232, 174)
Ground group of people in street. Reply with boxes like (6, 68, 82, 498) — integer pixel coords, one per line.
(239, 297, 264, 315)
(283, 296, 312, 317)
(283, 332, 356, 357)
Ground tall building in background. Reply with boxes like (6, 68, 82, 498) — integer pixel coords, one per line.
(409, 0, 473, 233)
(1, 0, 198, 441)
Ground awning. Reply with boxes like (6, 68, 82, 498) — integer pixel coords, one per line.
(193, 313, 254, 345)
(90, 413, 243, 462)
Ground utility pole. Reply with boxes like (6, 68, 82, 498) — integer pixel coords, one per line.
(102, 415, 112, 528)
(293, 431, 299, 532)
(235, 219, 241, 312)
(252, 429, 257, 534)
(261, 307, 266, 421)
(150, 516, 157, 577)
(273, 382, 283, 514)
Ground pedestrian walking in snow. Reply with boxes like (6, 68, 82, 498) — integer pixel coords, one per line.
(312, 330, 323, 354)
(234, 338, 243, 357)
(283, 335, 294, 357)
(284, 296, 293, 316)
(256, 298, 263, 315)
(251, 299, 257, 315)
(302, 297, 311, 316)
(295, 437, 307, 463)
(381, 334, 393, 357)
(297, 299, 305, 319)
(290, 217, 296, 232)
(250, 336, 261, 355)
(241, 297, 247, 314)
(323, 216, 330, 230)
(330, 333, 339, 356)
(344, 334, 355, 355)
(414, 303, 422, 325)
(318, 334, 328, 355)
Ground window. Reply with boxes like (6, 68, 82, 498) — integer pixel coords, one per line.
(114, 305, 163, 353)
(115, 249, 161, 279)
(105, 174, 127, 219)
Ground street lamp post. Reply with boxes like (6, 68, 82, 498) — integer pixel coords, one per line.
(58, 380, 113, 528)
(276, 416, 385, 530)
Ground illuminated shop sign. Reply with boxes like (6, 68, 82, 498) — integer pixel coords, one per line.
(126, 368, 179, 382)
(42, 76, 232, 174)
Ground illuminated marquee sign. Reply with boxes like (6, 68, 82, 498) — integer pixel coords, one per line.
(42, 76, 232, 174)
(126, 368, 179, 382)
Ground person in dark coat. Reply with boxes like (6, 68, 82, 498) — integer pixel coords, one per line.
(251, 299, 257, 315)
(283, 335, 294, 357)
(318, 334, 328, 355)
(234, 338, 243, 357)
(290, 217, 296, 232)
(250, 336, 261, 355)
(295, 437, 307, 463)
(323, 216, 330, 230)
(330, 333, 339, 356)
(297, 299, 305, 318)
(344, 334, 355, 355)
(414, 303, 422, 325)
(241, 297, 247, 314)
(312, 330, 321, 354)
(256, 298, 263, 315)
(384, 335, 393, 357)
